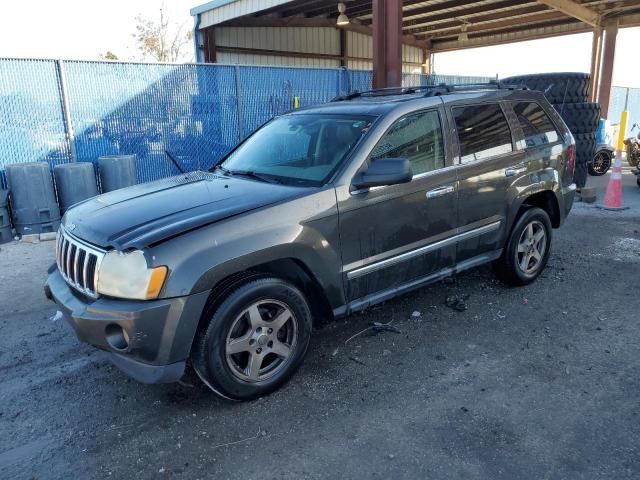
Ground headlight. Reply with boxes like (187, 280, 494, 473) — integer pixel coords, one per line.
(96, 250, 167, 300)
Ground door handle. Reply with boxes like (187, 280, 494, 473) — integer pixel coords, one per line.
(505, 163, 527, 177)
(426, 185, 455, 199)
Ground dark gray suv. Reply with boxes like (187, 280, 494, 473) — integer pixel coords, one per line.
(45, 83, 577, 400)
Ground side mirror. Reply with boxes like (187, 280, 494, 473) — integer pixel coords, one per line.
(352, 158, 413, 190)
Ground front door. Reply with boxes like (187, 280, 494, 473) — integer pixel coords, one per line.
(337, 108, 458, 302)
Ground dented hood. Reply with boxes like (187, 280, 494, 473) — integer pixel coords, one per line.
(63, 171, 309, 250)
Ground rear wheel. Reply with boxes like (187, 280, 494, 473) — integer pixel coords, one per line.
(193, 277, 313, 401)
(494, 208, 552, 286)
(589, 150, 612, 176)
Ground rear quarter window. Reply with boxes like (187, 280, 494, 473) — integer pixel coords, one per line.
(513, 102, 560, 147)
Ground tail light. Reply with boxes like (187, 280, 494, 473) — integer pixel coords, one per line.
(566, 144, 576, 179)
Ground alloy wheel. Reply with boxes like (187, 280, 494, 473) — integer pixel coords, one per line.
(225, 299, 298, 383)
(516, 220, 547, 275)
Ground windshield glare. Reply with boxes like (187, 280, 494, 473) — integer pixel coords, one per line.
(218, 114, 373, 186)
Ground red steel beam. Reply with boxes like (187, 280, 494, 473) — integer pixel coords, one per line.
(372, 0, 403, 88)
(598, 23, 618, 119)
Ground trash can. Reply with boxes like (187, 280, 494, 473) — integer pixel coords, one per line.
(5, 162, 61, 236)
(54, 162, 99, 213)
(97, 155, 137, 192)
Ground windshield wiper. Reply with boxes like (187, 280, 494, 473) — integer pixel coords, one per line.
(165, 149, 186, 174)
(217, 168, 284, 184)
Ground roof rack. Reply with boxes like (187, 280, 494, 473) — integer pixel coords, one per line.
(331, 80, 528, 102)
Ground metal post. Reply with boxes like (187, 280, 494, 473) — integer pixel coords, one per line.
(234, 65, 244, 142)
(598, 23, 618, 119)
(372, 0, 403, 89)
(55, 59, 77, 162)
(589, 28, 603, 102)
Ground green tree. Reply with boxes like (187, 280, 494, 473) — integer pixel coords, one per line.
(133, 4, 193, 62)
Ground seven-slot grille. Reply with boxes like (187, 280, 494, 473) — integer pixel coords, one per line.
(56, 227, 105, 298)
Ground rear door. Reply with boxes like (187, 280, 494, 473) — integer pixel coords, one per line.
(338, 107, 458, 302)
(447, 101, 524, 262)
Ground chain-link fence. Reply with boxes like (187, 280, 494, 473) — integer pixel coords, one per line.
(0, 58, 491, 187)
(610, 86, 640, 137)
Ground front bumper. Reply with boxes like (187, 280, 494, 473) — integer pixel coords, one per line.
(44, 268, 209, 384)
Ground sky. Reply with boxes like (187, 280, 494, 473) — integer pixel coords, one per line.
(0, 0, 639, 87)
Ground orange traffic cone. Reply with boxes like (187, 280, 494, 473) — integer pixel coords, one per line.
(600, 150, 629, 211)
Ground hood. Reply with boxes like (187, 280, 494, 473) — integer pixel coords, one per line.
(63, 171, 310, 250)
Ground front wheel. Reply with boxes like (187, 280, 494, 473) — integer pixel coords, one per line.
(588, 150, 612, 176)
(193, 277, 313, 401)
(494, 208, 552, 286)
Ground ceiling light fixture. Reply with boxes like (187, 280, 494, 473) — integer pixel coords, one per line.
(337, 2, 350, 26)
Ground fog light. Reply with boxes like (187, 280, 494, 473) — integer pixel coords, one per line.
(105, 323, 130, 351)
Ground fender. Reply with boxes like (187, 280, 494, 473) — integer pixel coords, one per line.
(504, 168, 561, 236)
(148, 187, 346, 310)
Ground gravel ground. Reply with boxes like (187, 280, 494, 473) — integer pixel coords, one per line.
(1, 173, 639, 480)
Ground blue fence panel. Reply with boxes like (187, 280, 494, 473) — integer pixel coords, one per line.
(237, 65, 341, 137)
(0, 58, 70, 188)
(62, 61, 240, 183)
(346, 70, 373, 93)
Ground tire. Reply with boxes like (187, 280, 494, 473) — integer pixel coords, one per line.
(494, 208, 553, 286)
(554, 102, 600, 134)
(193, 276, 313, 401)
(574, 132, 596, 166)
(502, 73, 590, 104)
(588, 149, 612, 176)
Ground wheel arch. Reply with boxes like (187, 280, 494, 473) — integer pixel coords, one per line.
(509, 190, 561, 232)
(191, 257, 335, 355)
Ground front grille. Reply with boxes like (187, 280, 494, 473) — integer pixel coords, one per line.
(56, 227, 105, 298)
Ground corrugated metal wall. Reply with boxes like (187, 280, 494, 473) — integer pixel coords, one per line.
(216, 27, 340, 68)
(214, 27, 423, 73)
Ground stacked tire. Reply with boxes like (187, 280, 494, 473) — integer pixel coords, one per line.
(502, 73, 600, 188)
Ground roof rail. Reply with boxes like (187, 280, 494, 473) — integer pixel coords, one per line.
(331, 80, 528, 102)
(331, 85, 435, 102)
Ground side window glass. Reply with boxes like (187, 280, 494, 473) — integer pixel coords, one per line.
(369, 110, 445, 176)
(453, 104, 513, 163)
(513, 102, 560, 147)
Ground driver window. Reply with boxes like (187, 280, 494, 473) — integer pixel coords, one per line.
(369, 110, 445, 176)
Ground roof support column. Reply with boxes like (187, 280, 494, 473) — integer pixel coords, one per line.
(589, 28, 603, 102)
(598, 23, 618, 119)
(422, 48, 433, 75)
(203, 26, 217, 63)
(372, 0, 403, 89)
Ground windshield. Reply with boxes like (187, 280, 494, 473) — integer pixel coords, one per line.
(216, 114, 374, 186)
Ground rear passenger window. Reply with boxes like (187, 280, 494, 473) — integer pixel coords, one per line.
(369, 110, 445, 176)
(513, 102, 560, 147)
(453, 103, 513, 163)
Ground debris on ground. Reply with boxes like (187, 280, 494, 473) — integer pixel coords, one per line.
(445, 295, 469, 312)
(345, 320, 401, 344)
(411, 311, 421, 319)
(370, 322, 401, 335)
(349, 356, 366, 366)
(523, 298, 529, 305)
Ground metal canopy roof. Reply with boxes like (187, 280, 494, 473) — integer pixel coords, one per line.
(196, 0, 640, 52)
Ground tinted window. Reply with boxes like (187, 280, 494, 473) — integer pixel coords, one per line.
(514, 102, 560, 147)
(453, 104, 513, 163)
(369, 110, 444, 175)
